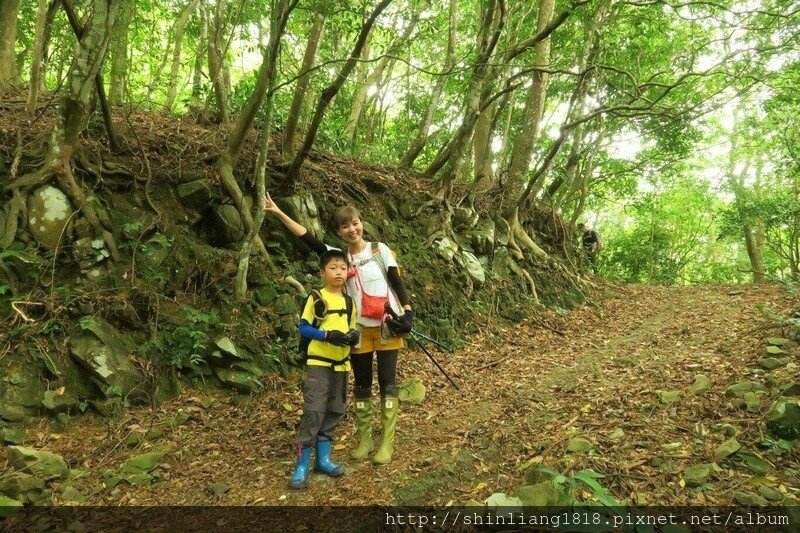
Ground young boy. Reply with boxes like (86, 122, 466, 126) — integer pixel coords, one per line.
(290, 249, 359, 490)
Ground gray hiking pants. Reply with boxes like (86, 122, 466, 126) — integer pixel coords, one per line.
(296, 365, 348, 446)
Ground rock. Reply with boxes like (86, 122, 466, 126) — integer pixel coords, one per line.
(690, 375, 711, 393)
(7, 446, 68, 480)
(0, 428, 27, 444)
(0, 495, 23, 517)
(60, 485, 87, 503)
(42, 389, 78, 413)
(714, 438, 741, 460)
(494, 216, 511, 246)
(760, 357, 788, 370)
(515, 482, 572, 506)
(767, 337, 790, 347)
(609, 428, 625, 441)
(255, 285, 277, 306)
(567, 437, 593, 453)
(273, 294, 298, 316)
(146, 428, 165, 440)
(120, 452, 164, 475)
(126, 473, 153, 486)
(71, 237, 109, 271)
(766, 345, 787, 356)
(781, 382, 800, 397)
(0, 404, 31, 423)
(743, 391, 766, 412)
(27, 185, 73, 250)
(734, 491, 768, 506)
(125, 433, 142, 447)
(210, 205, 245, 244)
(176, 179, 212, 210)
(725, 381, 765, 398)
(213, 367, 262, 393)
(0, 471, 46, 501)
(361, 220, 381, 241)
(433, 237, 458, 262)
(169, 410, 190, 427)
(398, 378, 426, 405)
(766, 397, 800, 439)
(682, 464, 714, 487)
(757, 485, 783, 502)
(657, 390, 682, 404)
(214, 337, 243, 360)
(735, 451, 773, 474)
(211, 483, 231, 496)
(470, 219, 495, 256)
(69, 317, 146, 401)
(277, 194, 325, 241)
(458, 251, 485, 285)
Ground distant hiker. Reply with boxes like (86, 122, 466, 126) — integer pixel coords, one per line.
(290, 249, 359, 490)
(264, 193, 414, 466)
(577, 222, 601, 273)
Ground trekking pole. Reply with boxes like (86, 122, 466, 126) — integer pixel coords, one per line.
(384, 305, 460, 391)
(408, 329, 450, 352)
(410, 334, 460, 391)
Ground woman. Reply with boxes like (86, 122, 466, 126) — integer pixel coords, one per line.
(264, 193, 414, 465)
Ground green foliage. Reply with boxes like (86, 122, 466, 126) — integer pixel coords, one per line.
(140, 306, 218, 370)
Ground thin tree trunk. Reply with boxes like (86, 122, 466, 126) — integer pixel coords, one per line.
(400, 0, 456, 167)
(0, 0, 21, 86)
(191, 3, 207, 105)
(208, 0, 229, 123)
(283, 11, 326, 158)
(27, 0, 50, 111)
(40, 0, 62, 87)
(286, 0, 393, 181)
(345, 10, 419, 148)
(164, 0, 202, 111)
(108, 0, 133, 103)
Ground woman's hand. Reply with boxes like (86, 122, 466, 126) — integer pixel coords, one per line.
(263, 192, 283, 216)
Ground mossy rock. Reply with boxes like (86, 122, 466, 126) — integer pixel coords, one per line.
(766, 397, 800, 439)
(7, 446, 68, 480)
(682, 463, 715, 487)
(515, 482, 573, 506)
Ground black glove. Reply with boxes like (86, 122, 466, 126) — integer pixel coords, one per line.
(346, 329, 360, 347)
(325, 330, 350, 347)
(387, 309, 414, 335)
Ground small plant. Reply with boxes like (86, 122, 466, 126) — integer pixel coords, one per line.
(105, 385, 124, 398)
(140, 305, 217, 370)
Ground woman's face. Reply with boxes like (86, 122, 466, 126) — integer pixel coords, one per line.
(338, 217, 363, 245)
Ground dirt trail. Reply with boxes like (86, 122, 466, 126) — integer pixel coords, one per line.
(5, 284, 798, 506)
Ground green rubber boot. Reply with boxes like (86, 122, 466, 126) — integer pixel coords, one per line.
(351, 390, 373, 459)
(372, 396, 398, 465)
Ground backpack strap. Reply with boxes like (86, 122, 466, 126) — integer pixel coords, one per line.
(344, 294, 354, 326)
(309, 290, 327, 326)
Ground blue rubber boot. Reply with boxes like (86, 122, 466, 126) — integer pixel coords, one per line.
(289, 445, 312, 489)
(314, 437, 345, 477)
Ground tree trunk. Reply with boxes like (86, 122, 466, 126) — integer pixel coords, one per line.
(164, 0, 203, 111)
(27, 0, 50, 111)
(283, 11, 326, 158)
(345, 10, 419, 148)
(108, 0, 133, 103)
(39, 0, 62, 89)
(190, 3, 207, 105)
(0, 0, 21, 86)
(400, 0, 456, 168)
(208, 0, 229, 123)
(504, 0, 555, 209)
(286, 0, 393, 181)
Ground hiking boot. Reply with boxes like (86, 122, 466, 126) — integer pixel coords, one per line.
(289, 444, 312, 489)
(351, 391, 373, 460)
(315, 436, 345, 477)
(373, 397, 398, 465)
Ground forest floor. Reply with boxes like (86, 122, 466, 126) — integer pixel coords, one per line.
(5, 283, 799, 507)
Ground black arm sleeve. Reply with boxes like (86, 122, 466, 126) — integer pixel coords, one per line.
(387, 266, 411, 307)
(299, 231, 329, 256)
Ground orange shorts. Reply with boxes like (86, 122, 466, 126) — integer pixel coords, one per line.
(351, 326, 404, 354)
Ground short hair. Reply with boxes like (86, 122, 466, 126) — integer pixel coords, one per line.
(320, 248, 348, 269)
(335, 205, 361, 228)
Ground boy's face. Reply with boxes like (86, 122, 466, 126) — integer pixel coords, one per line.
(321, 257, 348, 289)
(337, 217, 363, 245)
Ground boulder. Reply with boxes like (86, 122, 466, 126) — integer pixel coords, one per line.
(277, 193, 325, 241)
(766, 397, 800, 439)
(398, 378, 426, 405)
(458, 251, 486, 286)
(494, 216, 511, 246)
(470, 219, 495, 256)
(42, 389, 79, 413)
(0, 428, 27, 445)
(69, 317, 146, 401)
(27, 185, 73, 250)
(760, 357, 788, 370)
(433, 237, 458, 262)
(213, 367, 262, 393)
(452, 206, 478, 230)
(273, 294, 298, 316)
(210, 205, 245, 244)
(7, 446, 68, 480)
(176, 179, 212, 210)
(725, 381, 765, 398)
(0, 471, 46, 501)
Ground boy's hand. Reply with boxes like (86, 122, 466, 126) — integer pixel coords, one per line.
(346, 329, 360, 347)
(325, 330, 350, 346)
(263, 192, 283, 215)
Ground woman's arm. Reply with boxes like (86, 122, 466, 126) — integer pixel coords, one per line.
(264, 192, 328, 255)
(387, 267, 412, 310)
